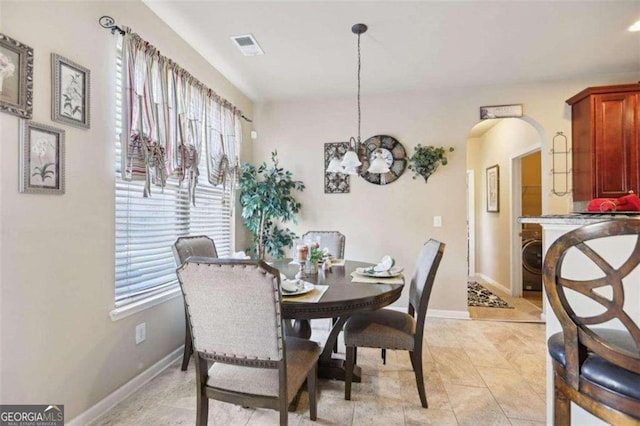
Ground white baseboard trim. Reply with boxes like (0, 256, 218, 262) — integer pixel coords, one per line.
(388, 306, 470, 320)
(475, 273, 512, 296)
(68, 346, 183, 426)
(427, 309, 471, 320)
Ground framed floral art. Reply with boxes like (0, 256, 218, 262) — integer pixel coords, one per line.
(0, 33, 34, 119)
(51, 53, 90, 129)
(486, 164, 500, 212)
(20, 121, 65, 195)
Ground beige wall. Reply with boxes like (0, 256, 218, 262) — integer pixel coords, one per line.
(468, 119, 541, 290)
(253, 72, 639, 311)
(0, 1, 252, 420)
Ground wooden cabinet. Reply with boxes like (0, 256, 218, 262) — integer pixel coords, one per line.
(566, 84, 640, 207)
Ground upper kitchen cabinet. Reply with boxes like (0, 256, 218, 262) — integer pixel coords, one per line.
(567, 83, 640, 209)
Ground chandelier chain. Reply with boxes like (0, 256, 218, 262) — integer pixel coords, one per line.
(357, 32, 361, 144)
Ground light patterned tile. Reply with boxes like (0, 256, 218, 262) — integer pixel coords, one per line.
(404, 406, 459, 426)
(398, 364, 451, 411)
(444, 383, 511, 426)
(298, 394, 354, 426)
(352, 400, 405, 425)
(246, 408, 302, 426)
(477, 366, 546, 422)
(429, 346, 485, 387)
(348, 370, 403, 405)
(463, 345, 512, 369)
(508, 419, 546, 426)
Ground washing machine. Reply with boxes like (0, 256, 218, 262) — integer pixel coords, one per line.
(522, 237, 543, 291)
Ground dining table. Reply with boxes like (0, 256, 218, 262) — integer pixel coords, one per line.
(272, 259, 405, 382)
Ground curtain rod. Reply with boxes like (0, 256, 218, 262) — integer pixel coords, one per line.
(98, 15, 253, 124)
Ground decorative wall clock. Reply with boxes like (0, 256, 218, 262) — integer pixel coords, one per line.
(360, 135, 407, 185)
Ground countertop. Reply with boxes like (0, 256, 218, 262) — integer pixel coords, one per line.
(518, 213, 640, 225)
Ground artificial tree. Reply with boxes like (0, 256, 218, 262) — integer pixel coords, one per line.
(239, 151, 305, 259)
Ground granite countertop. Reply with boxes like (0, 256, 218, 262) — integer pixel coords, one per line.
(519, 213, 640, 225)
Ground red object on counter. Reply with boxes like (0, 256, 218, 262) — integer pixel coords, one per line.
(587, 194, 640, 212)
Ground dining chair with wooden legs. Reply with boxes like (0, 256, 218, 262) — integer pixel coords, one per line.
(172, 235, 218, 371)
(343, 239, 445, 407)
(544, 219, 640, 425)
(177, 258, 320, 426)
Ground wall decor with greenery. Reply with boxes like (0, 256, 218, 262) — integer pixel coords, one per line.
(239, 151, 305, 260)
(408, 145, 454, 183)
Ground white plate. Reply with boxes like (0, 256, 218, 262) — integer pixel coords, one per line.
(281, 281, 315, 296)
(355, 267, 404, 278)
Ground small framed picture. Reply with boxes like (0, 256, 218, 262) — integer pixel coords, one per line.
(486, 164, 500, 212)
(20, 121, 65, 194)
(52, 53, 90, 129)
(0, 33, 34, 119)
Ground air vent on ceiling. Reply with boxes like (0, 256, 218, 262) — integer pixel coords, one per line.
(230, 34, 264, 56)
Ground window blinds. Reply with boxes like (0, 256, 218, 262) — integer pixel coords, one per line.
(114, 44, 232, 307)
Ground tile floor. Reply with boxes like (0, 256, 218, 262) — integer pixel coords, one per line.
(92, 318, 546, 426)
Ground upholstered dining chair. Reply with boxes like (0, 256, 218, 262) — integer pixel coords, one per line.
(176, 259, 320, 426)
(343, 239, 445, 408)
(172, 235, 218, 371)
(543, 219, 640, 425)
(301, 231, 346, 259)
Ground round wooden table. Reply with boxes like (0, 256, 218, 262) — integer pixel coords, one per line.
(272, 259, 404, 381)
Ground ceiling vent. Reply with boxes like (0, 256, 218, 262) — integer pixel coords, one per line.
(231, 34, 264, 56)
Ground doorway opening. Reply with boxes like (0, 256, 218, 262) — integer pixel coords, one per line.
(466, 117, 544, 322)
(514, 150, 543, 309)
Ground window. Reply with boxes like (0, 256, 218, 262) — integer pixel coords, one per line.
(114, 45, 233, 308)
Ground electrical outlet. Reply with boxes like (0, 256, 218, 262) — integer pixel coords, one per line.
(135, 323, 146, 344)
(433, 216, 442, 227)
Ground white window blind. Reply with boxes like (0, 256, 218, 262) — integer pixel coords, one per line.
(114, 45, 232, 307)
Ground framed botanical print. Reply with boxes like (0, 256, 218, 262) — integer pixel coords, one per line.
(20, 121, 65, 194)
(0, 33, 34, 119)
(486, 164, 499, 212)
(52, 53, 90, 129)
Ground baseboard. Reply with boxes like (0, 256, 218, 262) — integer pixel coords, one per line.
(426, 309, 471, 320)
(388, 306, 470, 320)
(474, 273, 512, 296)
(68, 346, 183, 426)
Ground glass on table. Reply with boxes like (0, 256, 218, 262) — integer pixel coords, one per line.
(293, 244, 308, 279)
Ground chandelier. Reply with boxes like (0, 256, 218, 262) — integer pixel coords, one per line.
(326, 23, 390, 176)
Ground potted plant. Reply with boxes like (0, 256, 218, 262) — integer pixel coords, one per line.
(239, 151, 305, 260)
(408, 144, 454, 182)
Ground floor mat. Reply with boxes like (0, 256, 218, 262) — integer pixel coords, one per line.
(467, 281, 513, 309)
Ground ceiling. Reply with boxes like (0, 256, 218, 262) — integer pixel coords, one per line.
(144, 1, 640, 101)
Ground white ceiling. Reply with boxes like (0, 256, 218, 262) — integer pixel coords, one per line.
(144, 1, 640, 101)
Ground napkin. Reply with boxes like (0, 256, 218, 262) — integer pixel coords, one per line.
(350, 272, 404, 285)
(365, 255, 395, 273)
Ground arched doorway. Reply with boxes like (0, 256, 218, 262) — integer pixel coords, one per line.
(465, 117, 545, 321)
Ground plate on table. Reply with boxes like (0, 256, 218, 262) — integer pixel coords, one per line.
(281, 281, 315, 296)
(355, 267, 404, 278)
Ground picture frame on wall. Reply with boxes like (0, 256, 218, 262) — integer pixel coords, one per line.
(486, 164, 499, 212)
(52, 53, 90, 129)
(324, 142, 350, 193)
(0, 33, 34, 119)
(20, 121, 65, 195)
